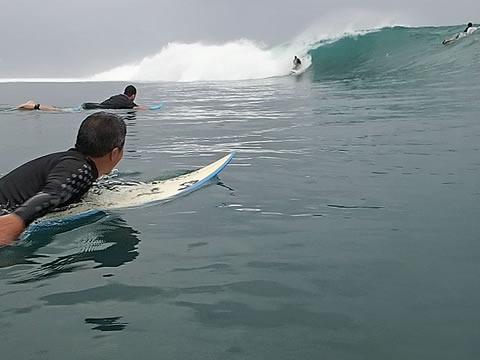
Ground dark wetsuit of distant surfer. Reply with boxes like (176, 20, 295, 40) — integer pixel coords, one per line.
(464, 22, 473, 32)
(0, 149, 98, 225)
(82, 85, 139, 110)
(293, 56, 302, 70)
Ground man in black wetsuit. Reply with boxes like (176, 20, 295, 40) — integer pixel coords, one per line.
(82, 85, 147, 110)
(293, 56, 302, 70)
(0, 112, 126, 245)
(16, 85, 147, 111)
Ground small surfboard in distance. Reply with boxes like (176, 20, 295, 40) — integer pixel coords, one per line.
(442, 32, 466, 45)
(75, 103, 163, 111)
(148, 104, 163, 110)
(290, 65, 310, 76)
(27, 152, 235, 232)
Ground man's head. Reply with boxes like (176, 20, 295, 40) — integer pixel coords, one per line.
(75, 112, 126, 157)
(75, 112, 126, 173)
(124, 85, 137, 100)
(468, 22, 473, 27)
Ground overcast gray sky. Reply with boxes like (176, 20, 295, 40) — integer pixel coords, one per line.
(0, 0, 478, 77)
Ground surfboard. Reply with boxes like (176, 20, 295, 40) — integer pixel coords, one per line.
(80, 103, 163, 111)
(28, 152, 235, 230)
(442, 32, 465, 45)
(290, 65, 310, 76)
(148, 104, 163, 110)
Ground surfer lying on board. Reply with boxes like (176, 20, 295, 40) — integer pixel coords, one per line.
(16, 85, 148, 111)
(0, 112, 126, 245)
(442, 22, 478, 44)
(293, 56, 302, 70)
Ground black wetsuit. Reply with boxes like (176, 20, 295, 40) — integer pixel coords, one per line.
(0, 149, 98, 226)
(81, 94, 137, 110)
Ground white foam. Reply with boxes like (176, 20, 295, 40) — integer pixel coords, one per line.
(90, 39, 312, 82)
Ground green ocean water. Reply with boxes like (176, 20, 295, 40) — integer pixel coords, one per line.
(0, 26, 479, 359)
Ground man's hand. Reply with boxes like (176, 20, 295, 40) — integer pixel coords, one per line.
(0, 214, 25, 246)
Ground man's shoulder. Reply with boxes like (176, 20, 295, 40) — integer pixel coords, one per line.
(37, 150, 89, 167)
(100, 93, 124, 103)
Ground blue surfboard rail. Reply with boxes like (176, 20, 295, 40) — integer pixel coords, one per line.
(177, 152, 236, 196)
(148, 103, 163, 110)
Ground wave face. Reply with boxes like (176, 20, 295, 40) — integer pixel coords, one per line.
(308, 25, 480, 82)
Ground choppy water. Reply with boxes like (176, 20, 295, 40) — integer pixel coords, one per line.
(1, 26, 480, 359)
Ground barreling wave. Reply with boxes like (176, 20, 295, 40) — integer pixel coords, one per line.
(90, 25, 479, 83)
(307, 25, 480, 82)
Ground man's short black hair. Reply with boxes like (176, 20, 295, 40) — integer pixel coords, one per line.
(75, 112, 127, 157)
(124, 85, 137, 97)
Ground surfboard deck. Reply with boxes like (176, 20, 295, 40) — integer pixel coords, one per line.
(28, 152, 235, 230)
(290, 66, 309, 76)
(442, 33, 465, 45)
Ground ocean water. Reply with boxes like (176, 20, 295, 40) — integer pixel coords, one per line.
(1, 26, 480, 359)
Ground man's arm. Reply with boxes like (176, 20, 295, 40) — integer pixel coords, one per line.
(0, 157, 96, 245)
(0, 214, 25, 246)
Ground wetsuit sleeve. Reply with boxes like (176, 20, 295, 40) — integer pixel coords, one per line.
(13, 158, 96, 225)
(124, 98, 137, 108)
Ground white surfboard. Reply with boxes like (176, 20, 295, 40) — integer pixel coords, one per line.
(29, 152, 235, 230)
(442, 32, 466, 45)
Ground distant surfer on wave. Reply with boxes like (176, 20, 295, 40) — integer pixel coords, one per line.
(442, 22, 478, 45)
(16, 85, 148, 111)
(464, 22, 475, 33)
(293, 56, 302, 70)
(0, 112, 126, 245)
